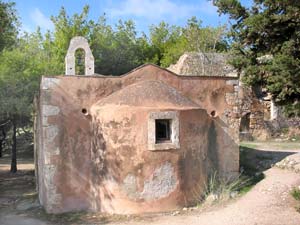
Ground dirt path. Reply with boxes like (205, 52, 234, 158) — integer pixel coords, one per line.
(0, 214, 48, 225)
(0, 157, 47, 225)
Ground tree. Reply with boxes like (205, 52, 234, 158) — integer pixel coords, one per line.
(92, 18, 150, 75)
(149, 21, 182, 66)
(149, 17, 228, 67)
(214, 0, 300, 116)
(183, 16, 228, 53)
(0, 122, 7, 158)
(50, 5, 94, 75)
(0, 0, 19, 51)
(0, 30, 47, 172)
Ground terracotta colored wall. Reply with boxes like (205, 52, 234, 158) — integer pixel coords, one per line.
(36, 64, 239, 213)
(87, 105, 223, 214)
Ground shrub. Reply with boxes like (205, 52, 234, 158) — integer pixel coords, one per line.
(291, 187, 300, 201)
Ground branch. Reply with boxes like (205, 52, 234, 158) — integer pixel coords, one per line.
(0, 120, 11, 127)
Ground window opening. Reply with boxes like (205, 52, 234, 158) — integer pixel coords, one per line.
(155, 119, 171, 143)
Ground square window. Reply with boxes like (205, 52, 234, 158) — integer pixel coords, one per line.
(155, 119, 171, 143)
(148, 111, 180, 150)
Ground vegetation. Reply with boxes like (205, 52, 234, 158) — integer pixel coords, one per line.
(0, 1, 18, 51)
(213, 0, 300, 116)
(291, 187, 300, 213)
(291, 187, 300, 201)
(204, 143, 271, 204)
(1, 0, 300, 172)
(0, 2, 227, 172)
(203, 170, 264, 204)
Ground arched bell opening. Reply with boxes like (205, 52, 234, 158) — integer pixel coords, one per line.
(75, 48, 85, 75)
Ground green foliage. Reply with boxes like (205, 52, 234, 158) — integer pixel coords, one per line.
(75, 48, 85, 75)
(0, 0, 19, 51)
(184, 17, 228, 53)
(149, 21, 180, 66)
(291, 187, 300, 201)
(149, 17, 228, 68)
(50, 6, 94, 74)
(0, 30, 49, 126)
(0, 3, 228, 171)
(292, 185, 300, 213)
(91, 18, 151, 75)
(0, 4, 228, 129)
(214, 0, 300, 116)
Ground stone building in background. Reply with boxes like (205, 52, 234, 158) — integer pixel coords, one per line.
(35, 37, 240, 214)
(168, 52, 281, 141)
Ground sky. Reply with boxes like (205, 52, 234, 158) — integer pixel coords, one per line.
(12, 0, 253, 35)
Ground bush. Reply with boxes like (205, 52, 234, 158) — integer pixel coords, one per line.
(291, 187, 300, 201)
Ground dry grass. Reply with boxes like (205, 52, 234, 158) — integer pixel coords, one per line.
(202, 171, 264, 205)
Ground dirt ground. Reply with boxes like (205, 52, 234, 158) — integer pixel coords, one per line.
(0, 141, 300, 225)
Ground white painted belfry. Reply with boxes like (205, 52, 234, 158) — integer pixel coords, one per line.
(65, 36, 94, 75)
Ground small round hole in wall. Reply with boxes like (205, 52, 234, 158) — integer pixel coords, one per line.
(210, 110, 216, 117)
(82, 108, 88, 115)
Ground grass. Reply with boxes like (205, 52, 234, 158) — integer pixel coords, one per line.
(291, 187, 300, 201)
(200, 144, 272, 205)
(290, 187, 300, 213)
(238, 173, 264, 194)
(239, 142, 258, 149)
(202, 170, 264, 204)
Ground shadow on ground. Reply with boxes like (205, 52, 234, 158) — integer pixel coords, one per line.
(240, 146, 296, 174)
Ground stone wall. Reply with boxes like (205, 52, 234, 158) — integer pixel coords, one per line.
(168, 52, 272, 141)
(239, 86, 268, 140)
(168, 52, 238, 77)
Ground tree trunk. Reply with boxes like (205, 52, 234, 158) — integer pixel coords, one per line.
(0, 139, 2, 158)
(10, 121, 17, 173)
(0, 129, 6, 158)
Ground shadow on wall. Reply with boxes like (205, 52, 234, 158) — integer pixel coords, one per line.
(90, 119, 116, 212)
(207, 120, 219, 174)
(91, 120, 107, 179)
(207, 116, 240, 180)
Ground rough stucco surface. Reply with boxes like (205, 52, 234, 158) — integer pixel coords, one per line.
(36, 64, 239, 214)
(121, 162, 177, 201)
(141, 162, 177, 200)
(95, 80, 200, 108)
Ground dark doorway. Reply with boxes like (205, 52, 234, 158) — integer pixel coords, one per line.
(240, 113, 252, 141)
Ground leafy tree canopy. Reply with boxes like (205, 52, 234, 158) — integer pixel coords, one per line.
(0, 0, 19, 51)
(214, 0, 300, 116)
(0, 2, 228, 171)
(0, 4, 228, 126)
